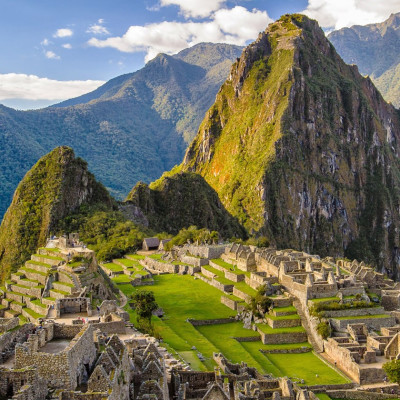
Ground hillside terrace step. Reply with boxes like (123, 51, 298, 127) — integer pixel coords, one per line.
(42, 297, 57, 306)
(4, 309, 20, 318)
(25, 260, 54, 274)
(31, 254, 64, 266)
(19, 267, 47, 284)
(271, 306, 298, 316)
(49, 289, 70, 299)
(10, 300, 25, 313)
(52, 281, 74, 294)
(16, 278, 41, 288)
(22, 307, 45, 323)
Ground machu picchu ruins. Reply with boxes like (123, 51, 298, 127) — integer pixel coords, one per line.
(3, 7, 400, 400)
(2, 231, 400, 399)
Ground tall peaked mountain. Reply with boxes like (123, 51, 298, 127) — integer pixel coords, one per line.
(328, 12, 400, 107)
(0, 146, 112, 280)
(0, 43, 243, 221)
(131, 14, 400, 274)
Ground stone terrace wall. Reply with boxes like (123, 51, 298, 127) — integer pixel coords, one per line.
(257, 328, 307, 345)
(184, 245, 226, 259)
(143, 258, 178, 274)
(0, 317, 19, 333)
(180, 255, 208, 267)
(188, 318, 235, 326)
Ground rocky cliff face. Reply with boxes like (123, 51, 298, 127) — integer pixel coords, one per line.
(182, 15, 400, 275)
(0, 146, 112, 279)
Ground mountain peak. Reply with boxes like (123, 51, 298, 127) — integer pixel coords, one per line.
(178, 13, 400, 272)
(0, 146, 112, 279)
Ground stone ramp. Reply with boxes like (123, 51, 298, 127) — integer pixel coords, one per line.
(293, 298, 323, 352)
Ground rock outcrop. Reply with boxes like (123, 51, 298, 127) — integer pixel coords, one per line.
(0, 146, 112, 279)
(125, 172, 246, 238)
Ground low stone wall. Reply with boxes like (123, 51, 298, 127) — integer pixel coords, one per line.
(260, 347, 311, 354)
(233, 287, 252, 303)
(209, 260, 227, 272)
(266, 317, 302, 329)
(143, 257, 178, 274)
(272, 297, 292, 307)
(188, 317, 235, 326)
(330, 316, 395, 331)
(221, 295, 237, 310)
(211, 279, 234, 293)
(233, 336, 260, 342)
(323, 307, 385, 318)
(225, 271, 245, 282)
(257, 328, 308, 344)
(201, 267, 217, 279)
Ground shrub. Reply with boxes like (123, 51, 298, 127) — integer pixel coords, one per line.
(383, 359, 400, 384)
(317, 321, 331, 339)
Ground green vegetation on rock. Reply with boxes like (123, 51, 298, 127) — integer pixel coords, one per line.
(0, 146, 112, 280)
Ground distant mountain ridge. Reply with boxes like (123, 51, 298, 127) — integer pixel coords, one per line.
(328, 12, 400, 107)
(0, 42, 243, 221)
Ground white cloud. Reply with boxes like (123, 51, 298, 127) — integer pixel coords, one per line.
(41, 38, 50, 46)
(88, 6, 272, 62)
(62, 43, 72, 49)
(303, 0, 400, 29)
(87, 22, 110, 35)
(0, 73, 105, 101)
(98, 18, 104, 24)
(45, 50, 60, 60)
(53, 28, 73, 38)
(160, 0, 226, 18)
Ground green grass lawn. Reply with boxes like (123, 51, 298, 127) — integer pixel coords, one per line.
(120, 274, 236, 370)
(126, 254, 145, 260)
(101, 263, 123, 272)
(112, 275, 132, 284)
(256, 324, 305, 334)
(115, 258, 136, 267)
(117, 273, 348, 385)
(234, 281, 258, 296)
(264, 352, 350, 385)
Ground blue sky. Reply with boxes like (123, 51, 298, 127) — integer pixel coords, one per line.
(0, 0, 399, 109)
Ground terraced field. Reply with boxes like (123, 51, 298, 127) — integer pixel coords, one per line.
(119, 260, 349, 385)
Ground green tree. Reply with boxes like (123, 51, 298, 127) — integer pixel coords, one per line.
(132, 291, 158, 330)
(383, 359, 400, 384)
